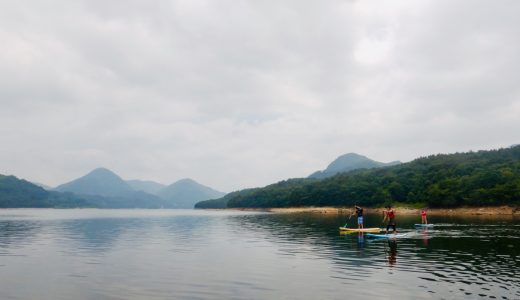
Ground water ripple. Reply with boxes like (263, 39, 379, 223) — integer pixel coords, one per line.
(0, 209, 519, 299)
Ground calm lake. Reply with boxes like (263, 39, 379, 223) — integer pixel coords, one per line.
(0, 209, 518, 300)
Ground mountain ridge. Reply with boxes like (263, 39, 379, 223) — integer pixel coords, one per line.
(126, 179, 166, 195)
(157, 178, 226, 208)
(54, 168, 225, 208)
(196, 146, 520, 209)
(55, 167, 136, 197)
(309, 153, 400, 179)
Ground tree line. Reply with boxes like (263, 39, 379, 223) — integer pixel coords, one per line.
(196, 146, 520, 208)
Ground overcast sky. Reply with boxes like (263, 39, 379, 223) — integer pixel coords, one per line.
(1, 0, 519, 192)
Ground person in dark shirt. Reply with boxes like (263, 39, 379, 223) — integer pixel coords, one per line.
(353, 205, 364, 229)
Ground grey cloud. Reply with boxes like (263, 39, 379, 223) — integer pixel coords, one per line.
(1, 0, 519, 191)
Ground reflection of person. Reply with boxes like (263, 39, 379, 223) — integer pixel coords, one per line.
(387, 240, 397, 266)
(357, 232, 365, 253)
(383, 206, 397, 234)
(422, 228, 429, 247)
(421, 208, 428, 224)
(352, 205, 364, 229)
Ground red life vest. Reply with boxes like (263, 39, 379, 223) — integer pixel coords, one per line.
(388, 210, 395, 219)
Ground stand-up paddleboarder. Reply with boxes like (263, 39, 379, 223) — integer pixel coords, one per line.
(383, 206, 397, 234)
(352, 205, 364, 229)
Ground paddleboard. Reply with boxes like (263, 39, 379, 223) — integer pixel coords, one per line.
(414, 224, 434, 228)
(339, 227, 381, 233)
(366, 233, 408, 239)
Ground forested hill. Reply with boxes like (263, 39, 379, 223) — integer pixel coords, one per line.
(0, 174, 171, 208)
(0, 175, 91, 208)
(195, 146, 520, 208)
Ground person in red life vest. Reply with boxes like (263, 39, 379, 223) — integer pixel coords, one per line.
(383, 205, 397, 234)
(421, 208, 428, 224)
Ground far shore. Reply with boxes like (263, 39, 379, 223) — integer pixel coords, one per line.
(225, 205, 520, 216)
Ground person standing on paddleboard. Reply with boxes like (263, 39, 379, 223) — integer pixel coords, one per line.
(352, 205, 364, 229)
(383, 206, 397, 234)
(421, 208, 428, 224)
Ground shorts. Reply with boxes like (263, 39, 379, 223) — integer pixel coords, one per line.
(357, 216, 364, 225)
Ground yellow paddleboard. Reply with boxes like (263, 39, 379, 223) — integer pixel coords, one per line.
(338, 227, 381, 233)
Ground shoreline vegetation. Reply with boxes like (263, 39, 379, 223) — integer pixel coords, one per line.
(196, 146, 520, 210)
(221, 205, 520, 216)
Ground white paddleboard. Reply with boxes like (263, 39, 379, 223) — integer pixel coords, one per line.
(414, 224, 434, 228)
(366, 233, 408, 239)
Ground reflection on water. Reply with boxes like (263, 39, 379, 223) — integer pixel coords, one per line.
(0, 209, 518, 299)
(386, 240, 397, 266)
(421, 228, 430, 246)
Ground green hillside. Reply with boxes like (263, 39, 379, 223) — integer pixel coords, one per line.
(0, 174, 170, 208)
(0, 175, 91, 208)
(196, 146, 520, 208)
(195, 188, 259, 209)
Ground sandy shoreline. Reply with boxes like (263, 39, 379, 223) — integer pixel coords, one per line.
(228, 205, 520, 216)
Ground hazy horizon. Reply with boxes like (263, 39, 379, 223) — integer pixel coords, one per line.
(1, 1, 519, 192)
(8, 145, 517, 193)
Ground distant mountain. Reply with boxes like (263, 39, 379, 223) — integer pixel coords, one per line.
(31, 181, 53, 190)
(309, 153, 400, 179)
(54, 168, 173, 208)
(76, 191, 171, 209)
(4, 167, 226, 209)
(157, 178, 226, 208)
(55, 168, 136, 197)
(126, 179, 166, 194)
(0, 174, 91, 208)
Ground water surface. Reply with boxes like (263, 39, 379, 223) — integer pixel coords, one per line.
(0, 209, 518, 299)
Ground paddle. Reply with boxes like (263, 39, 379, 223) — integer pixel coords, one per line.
(343, 214, 352, 227)
(382, 211, 388, 233)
